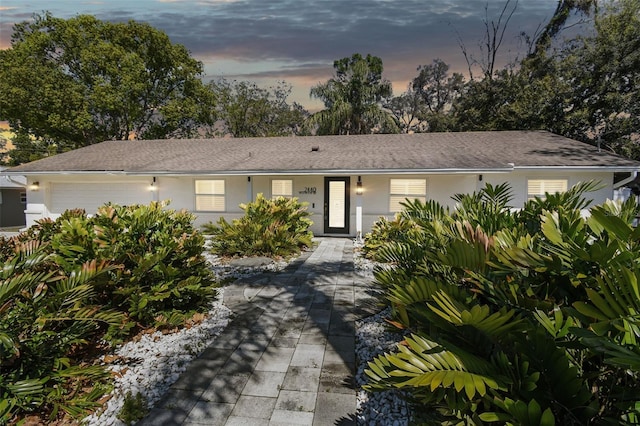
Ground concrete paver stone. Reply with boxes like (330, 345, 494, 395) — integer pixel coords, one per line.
(225, 416, 269, 426)
(275, 390, 317, 412)
(140, 238, 370, 426)
(183, 401, 234, 425)
(222, 348, 265, 375)
(282, 366, 321, 392)
(241, 371, 287, 397)
(255, 347, 296, 372)
(289, 344, 325, 368)
(313, 392, 357, 426)
(230, 395, 277, 419)
(200, 373, 251, 403)
(269, 409, 314, 425)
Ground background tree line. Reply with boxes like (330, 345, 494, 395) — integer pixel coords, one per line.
(0, 0, 638, 165)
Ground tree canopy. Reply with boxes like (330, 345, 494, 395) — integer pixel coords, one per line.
(308, 53, 398, 135)
(1, 2, 638, 163)
(209, 79, 308, 137)
(385, 0, 638, 160)
(386, 59, 464, 133)
(450, 0, 639, 158)
(560, 0, 640, 158)
(0, 13, 215, 157)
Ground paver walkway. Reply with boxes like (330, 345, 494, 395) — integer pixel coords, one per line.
(140, 238, 379, 426)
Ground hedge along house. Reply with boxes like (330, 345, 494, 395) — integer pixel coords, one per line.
(4, 130, 640, 237)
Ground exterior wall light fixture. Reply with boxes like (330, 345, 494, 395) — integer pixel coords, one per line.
(149, 177, 157, 191)
(356, 176, 363, 195)
(30, 181, 40, 191)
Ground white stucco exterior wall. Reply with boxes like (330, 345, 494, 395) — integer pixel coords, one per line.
(481, 170, 613, 208)
(24, 175, 153, 227)
(24, 170, 619, 234)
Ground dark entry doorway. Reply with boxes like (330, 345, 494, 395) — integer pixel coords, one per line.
(324, 177, 350, 234)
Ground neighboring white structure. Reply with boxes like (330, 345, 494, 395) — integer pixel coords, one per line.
(3, 131, 639, 236)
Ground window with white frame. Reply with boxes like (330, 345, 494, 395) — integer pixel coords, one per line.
(389, 178, 427, 212)
(195, 180, 225, 211)
(527, 179, 568, 200)
(271, 179, 293, 199)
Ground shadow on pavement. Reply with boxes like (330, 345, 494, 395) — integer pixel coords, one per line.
(140, 238, 383, 426)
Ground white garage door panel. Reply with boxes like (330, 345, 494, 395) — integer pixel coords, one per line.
(51, 183, 150, 214)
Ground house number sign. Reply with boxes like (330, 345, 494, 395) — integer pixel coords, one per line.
(298, 187, 317, 195)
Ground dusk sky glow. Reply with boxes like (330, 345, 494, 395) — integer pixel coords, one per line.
(0, 1, 581, 109)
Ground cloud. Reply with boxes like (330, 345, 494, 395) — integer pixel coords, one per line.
(0, 0, 570, 106)
(138, 0, 551, 65)
(156, 0, 242, 3)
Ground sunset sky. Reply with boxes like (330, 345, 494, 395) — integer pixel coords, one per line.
(0, 1, 583, 109)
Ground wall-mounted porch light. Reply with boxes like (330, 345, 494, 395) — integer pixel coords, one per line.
(29, 181, 40, 191)
(356, 176, 363, 195)
(149, 177, 157, 191)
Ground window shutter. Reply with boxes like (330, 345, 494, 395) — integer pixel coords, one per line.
(195, 195, 225, 211)
(390, 179, 426, 196)
(195, 180, 224, 195)
(527, 179, 568, 199)
(272, 180, 293, 198)
(195, 180, 225, 211)
(389, 179, 427, 212)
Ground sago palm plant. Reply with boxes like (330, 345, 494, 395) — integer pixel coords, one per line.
(364, 181, 640, 424)
(0, 239, 123, 422)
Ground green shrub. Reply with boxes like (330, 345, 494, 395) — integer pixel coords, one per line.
(9, 202, 217, 336)
(0, 240, 121, 422)
(363, 183, 515, 261)
(1, 201, 217, 422)
(362, 214, 418, 260)
(89, 202, 216, 336)
(364, 182, 640, 425)
(117, 392, 149, 425)
(203, 193, 313, 257)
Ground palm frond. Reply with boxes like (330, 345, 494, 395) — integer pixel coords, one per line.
(365, 333, 505, 399)
(428, 290, 523, 337)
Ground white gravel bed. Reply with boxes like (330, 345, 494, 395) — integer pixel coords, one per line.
(353, 245, 413, 426)
(83, 293, 231, 426)
(355, 308, 412, 426)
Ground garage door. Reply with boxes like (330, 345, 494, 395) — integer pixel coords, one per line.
(51, 182, 151, 214)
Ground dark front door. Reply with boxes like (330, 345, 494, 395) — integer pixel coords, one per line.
(324, 177, 350, 234)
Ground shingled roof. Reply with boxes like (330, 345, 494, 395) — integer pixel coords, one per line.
(5, 131, 640, 175)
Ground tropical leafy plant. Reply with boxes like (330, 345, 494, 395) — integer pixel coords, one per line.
(308, 53, 398, 135)
(1, 201, 217, 422)
(117, 392, 149, 425)
(364, 181, 640, 424)
(203, 193, 313, 257)
(362, 213, 420, 260)
(89, 202, 216, 335)
(0, 240, 121, 422)
(9, 202, 217, 337)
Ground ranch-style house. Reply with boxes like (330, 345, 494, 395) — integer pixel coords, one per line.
(4, 130, 639, 236)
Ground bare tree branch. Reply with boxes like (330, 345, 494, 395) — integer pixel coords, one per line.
(480, 0, 518, 79)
